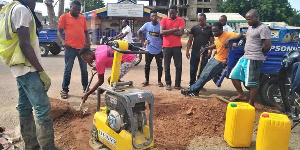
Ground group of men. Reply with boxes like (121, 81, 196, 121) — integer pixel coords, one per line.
(0, 0, 294, 148)
(133, 5, 272, 108)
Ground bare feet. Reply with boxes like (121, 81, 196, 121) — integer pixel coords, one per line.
(249, 102, 255, 107)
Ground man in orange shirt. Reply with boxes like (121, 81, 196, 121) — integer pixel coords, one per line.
(57, 1, 90, 99)
(160, 5, 185, 91)
(181, 22, 238, 96)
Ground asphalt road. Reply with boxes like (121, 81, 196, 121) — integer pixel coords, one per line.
(0, 48, 238, 129)
(0, 48, 299, 149)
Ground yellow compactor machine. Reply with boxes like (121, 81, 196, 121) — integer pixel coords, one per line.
(89, 40, 155, 150)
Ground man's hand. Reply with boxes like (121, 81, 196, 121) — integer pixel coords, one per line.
(62, 42, 71, 49)
(81, 93, 89, 103)
(186, 51, 190, 59)
(200, 47, 206, 55)
(39, 71, 51, 92)
(143, 40, 149, 48)
(224, 40, 230, 48)
(206, 51, 212, 59)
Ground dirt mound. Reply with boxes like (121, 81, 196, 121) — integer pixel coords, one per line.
(50, 94, 275, 150)
(50, 98, 69, 120)
(49, 98, 96, 149)
(153, 96, 227, 150)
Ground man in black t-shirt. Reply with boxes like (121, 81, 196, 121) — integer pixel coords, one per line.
(186, 13, 214, 86)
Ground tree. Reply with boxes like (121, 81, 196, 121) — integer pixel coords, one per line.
(45, 0, 57, 28)
(58, 0, 65, 18)
(258, 0, 293, 22)
(287, 10, 300, 26)
(74, 0, 105, 12)
(217, 0, 300, 26)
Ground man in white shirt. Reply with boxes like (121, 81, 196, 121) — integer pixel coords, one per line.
(219, 15, 234, 32)
(113, 19, 133, 43)
(0, 0, 58, 149)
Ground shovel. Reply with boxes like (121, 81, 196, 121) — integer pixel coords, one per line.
(78, 69, 97, 117)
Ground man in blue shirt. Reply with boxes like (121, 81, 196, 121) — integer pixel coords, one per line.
(137, 10, 163, 87)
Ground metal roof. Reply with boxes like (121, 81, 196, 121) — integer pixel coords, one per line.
(202, 13, 246, 23)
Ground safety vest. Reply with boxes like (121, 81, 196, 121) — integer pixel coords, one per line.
(0, 1, 37, 67)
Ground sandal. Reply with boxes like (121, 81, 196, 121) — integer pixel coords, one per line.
(158, 82, 163, 87)
(60, 90, 68, 99)
(142, 81, 149, 87)
(229, 95, 247, 102)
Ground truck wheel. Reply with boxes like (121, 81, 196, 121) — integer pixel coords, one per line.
(40, 44, 49, 57)
(133, 54, 142, 66)
(259, 78, 285, 109)
(50, 44, 61, 55)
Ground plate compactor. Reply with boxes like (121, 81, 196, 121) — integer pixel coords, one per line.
(89, 40, 155, 150)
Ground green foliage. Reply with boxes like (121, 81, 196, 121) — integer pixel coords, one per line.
(71, 0, 105, 12)
(217, 0, 300, 26)
(65, 8, 70, 13)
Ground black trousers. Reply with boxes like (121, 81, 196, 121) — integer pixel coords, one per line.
(144, 51, 163, 82)
(163, 47, 182, 87)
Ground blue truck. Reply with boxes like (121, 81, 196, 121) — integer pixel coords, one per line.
(38, 29, 62, 57)
(213, 23, 300, 106)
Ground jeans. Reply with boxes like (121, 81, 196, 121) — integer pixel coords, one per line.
(145, 51, 163, 82)
(291, 62, 300, 94)
(17, 72, 51, 124)
(62, 47, 88, 92)
(190, 50, 208, 85)
(163, 47, 182, 87)
(190, 58, 226, 93)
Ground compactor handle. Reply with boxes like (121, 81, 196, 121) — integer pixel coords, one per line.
(108, 41, 149, 54)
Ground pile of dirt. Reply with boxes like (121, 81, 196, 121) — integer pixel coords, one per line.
(50, 98, 69, 120)
(50, 98, 96, 149)
(153, 95, 227, 150)
(50, 94, 275, 150)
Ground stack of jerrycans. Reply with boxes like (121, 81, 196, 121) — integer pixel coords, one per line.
(224, 102, 255, 147)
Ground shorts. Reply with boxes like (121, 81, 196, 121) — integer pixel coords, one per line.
(119, 61, 135, 79)
(229, 57, 263, 87)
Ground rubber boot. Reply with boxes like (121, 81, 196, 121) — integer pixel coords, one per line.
(36, 120, 58, 150)
(19, 115, 40, 150)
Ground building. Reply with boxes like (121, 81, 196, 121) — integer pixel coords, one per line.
(85, 1, 167, 44)
(85, 0, 245, 44)
(204, 13, 246, 32)
(138, 0, 218, 29)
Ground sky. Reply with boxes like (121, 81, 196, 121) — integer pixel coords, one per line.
(288, 0, 300, 11)
(4, 0, 300, 16)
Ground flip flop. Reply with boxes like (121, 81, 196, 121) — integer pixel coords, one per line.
(229, 96, 247, 102)
(60, 90, 68, 99)
(158, 82, 163, 87)
(142, 81, 149, 87)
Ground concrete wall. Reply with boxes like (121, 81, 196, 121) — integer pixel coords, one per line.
(185, 0, 218, 29)
(147, 0, 218, 30)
